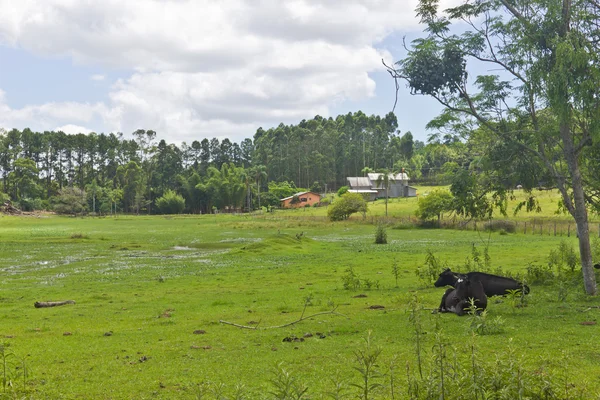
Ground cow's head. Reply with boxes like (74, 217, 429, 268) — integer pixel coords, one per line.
(434, 268, 458, 287)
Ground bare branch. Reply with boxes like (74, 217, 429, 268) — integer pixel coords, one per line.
(219, 307, 347, 330)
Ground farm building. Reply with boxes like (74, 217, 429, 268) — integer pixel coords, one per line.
(280, 191, 321, 208)
(347, 172, 417, 201)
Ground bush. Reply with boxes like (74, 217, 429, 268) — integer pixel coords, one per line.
(53, 187, 88, 215)
(337, 186, 349, 197)
(155, 190, 186, 214)
(17, 197, 43, 211)
(375, 224, 387, 244)
(415, 189, 453, 222)
(483, 220, 516, 233)
(327, 192, 368, 221)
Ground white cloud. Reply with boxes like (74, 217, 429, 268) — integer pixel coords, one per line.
(0, 0, 462, 143)
(54, 124, 93, 134)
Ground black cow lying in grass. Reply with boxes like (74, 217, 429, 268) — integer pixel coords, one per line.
(438, 275, 487, 316)
(434, 268, 530, 297)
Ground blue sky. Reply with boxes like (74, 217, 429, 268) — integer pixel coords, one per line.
(0, 1, 456, 144)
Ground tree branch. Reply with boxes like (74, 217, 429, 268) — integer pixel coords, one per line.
(219, 307, 347, 330)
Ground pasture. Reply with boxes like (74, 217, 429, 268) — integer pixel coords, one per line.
(1, 206, 600, 398)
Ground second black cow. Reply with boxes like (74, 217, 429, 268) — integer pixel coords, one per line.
(438, 274, 487, 316)
(434, 268, 530, 297)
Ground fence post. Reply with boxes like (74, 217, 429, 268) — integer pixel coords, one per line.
(532, 220, 535, 235)
(568, 224, 571, 237)
(554, 222, 557, 236)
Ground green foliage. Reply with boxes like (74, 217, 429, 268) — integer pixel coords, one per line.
(327, 192, 368, 221)
(53, 187, 88, 215)
(351, 331, 384, 400)
(17, 197, 43, 212)
(415, 189, 453, 222)
(337, 186, 349, 197)
(341, 267, 361, 290)
(309, 181, 322, 193)
(0, 343, 29, 397)
(374, 224, 387, 244)
(415, 249, 446, 286)
(155, 190, 186, 214)
(466, 300, 505, 335)
(268, 181, 298, 200)
(525, 263, 555, 285)
(269, 362, 308, 400)
(393, 0, 600, 294)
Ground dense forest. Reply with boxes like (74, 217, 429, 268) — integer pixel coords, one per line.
(0, 110, 475, 214)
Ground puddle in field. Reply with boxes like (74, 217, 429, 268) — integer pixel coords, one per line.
(219, 237, 262, 243)
(172, 246, 194, 250)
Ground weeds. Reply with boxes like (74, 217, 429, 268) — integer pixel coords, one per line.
(351, 331, 384, 400)
(465, 300, 505, 335)
(0, 343, 28, 396)
(341, 267, 361, 290)
(269, 362, 308, 400)
(415, 250, 446, 286)
(391, 259, 400, 288)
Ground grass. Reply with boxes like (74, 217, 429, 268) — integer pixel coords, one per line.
(1, 194, 600, 398)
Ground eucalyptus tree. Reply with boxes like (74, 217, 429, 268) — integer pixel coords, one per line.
(8, 158, 41, 201)
(388, 0, 600, 294)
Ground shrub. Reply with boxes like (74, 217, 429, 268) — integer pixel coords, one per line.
(415, 189, 453, 223)
(337, 186, 349, 197)
(53, 187, 88, 215)
(375, 224, 387, 244)
(415, 250, 447, 286)
(327, 192, 368, 221)
(483, 220, 516, 233)
(17, 197, 43, 211)
(155, 190, 186, 214)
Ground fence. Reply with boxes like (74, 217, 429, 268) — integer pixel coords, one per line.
(256, 213, 600, 238)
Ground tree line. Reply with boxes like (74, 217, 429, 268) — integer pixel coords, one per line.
(0, 111, 478, 215)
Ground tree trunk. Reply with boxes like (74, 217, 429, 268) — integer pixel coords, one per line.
(561, 122, 597, 295)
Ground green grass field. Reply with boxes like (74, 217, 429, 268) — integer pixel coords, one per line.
(2, 191, 600, 399)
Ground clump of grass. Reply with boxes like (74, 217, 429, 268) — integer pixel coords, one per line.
(70, 232, 89, 239)
(0, 343, 29, 396)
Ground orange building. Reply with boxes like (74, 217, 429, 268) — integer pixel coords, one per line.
(280, 191, 321, 208)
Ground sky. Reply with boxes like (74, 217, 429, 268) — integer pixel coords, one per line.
(0, 0, 462, 145)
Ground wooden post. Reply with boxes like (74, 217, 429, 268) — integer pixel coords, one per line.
(568, 224, 571, 237)
(554, 222, 556, 236)
(524, 222, 527, 235)
(532, 220, 535, 235)
(540, 221, 543, 235)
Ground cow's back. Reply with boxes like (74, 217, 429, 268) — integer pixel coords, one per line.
(466, 272, 527, 296)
